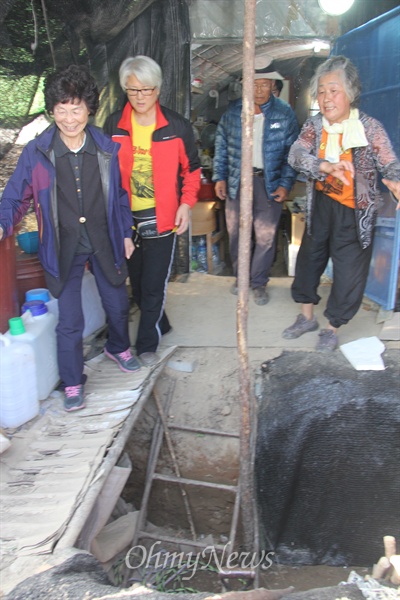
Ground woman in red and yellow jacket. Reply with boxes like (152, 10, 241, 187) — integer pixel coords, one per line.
(105, 55, 201, 366)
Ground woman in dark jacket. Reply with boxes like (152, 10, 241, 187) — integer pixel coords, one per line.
(0, 65, 140, 412)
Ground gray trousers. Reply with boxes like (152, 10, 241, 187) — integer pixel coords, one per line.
(225, 175, 282, 288)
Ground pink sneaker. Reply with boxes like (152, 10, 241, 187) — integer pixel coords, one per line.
(64, 385, 85, 412)
(104, 347, 141, 372)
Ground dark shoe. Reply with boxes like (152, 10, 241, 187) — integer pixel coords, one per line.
(253, 286, 269, 305)
(64, 385, 85, 412)
(316, 329, 338, 352)
(104, 347, 141, 372)
(139, 352, 160, 367)
(282, 314, 319, 339)
(230, 283, 238, 295)
(57, 373, 87, 392)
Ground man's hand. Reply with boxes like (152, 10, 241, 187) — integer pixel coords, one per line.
(175, 203, 191, 235)
(382, 178, 400, 209)
(215, 180, 227, 200)
(124, 237, 135, 259)
(320, 160, 355, 186)
(271, 186, 289, 203)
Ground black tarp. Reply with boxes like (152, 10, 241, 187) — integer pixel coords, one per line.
(256, 349, 400, 566)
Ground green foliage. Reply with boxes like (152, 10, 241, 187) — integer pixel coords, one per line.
(1, 1, 37, 76)
(0, 0, 72, 126)
(112, 557, 126, 587)
(30, 77, 46, 114)
(0, 75, 44, 126)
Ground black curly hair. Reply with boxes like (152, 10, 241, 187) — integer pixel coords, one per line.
(44, 65, 100, 116)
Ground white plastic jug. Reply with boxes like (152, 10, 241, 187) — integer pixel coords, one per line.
(81, 270, 106, 338)
(0, 334, 39, 428)
(5, 302, 59, 400)
(26, 271, 106, 338)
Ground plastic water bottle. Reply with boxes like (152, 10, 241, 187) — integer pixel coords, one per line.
(212, 243, 221, 273)
(191, 240, 198, 271)
(0, 333, 39, 428)
(5, 301, 59, 400)
(196, 236, 207, 272)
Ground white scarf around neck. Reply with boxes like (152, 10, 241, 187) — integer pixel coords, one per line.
(322, 108, 368, 163)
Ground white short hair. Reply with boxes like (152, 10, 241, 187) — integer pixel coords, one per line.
(119, 55, 162, 91)
(310, 55, 361, 107)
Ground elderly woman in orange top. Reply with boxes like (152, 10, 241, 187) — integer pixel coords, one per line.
(105, 56, 201, 366)
(282, 55, 400, 351)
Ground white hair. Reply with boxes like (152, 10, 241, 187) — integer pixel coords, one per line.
(119, 55, 162, 91)
(309, 55, 362, 107)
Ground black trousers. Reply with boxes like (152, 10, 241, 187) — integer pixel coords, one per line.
(291, 192, 374, 329)
(127, 233, 175, 354)
(57, 253, 131, 387)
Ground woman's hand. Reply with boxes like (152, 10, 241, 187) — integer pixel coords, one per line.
(382, 178, 400, 209)
(175, 203, 191, 235)
(320, 160, 355, 186)
(124, 237, 135, 259)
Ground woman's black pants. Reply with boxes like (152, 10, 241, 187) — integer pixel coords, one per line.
(291, 192, 374, 329)
(127, 233, 175, 354)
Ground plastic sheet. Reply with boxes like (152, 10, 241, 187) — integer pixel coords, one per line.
(89, 0, 192, 125)
(189, 0, 328, 42)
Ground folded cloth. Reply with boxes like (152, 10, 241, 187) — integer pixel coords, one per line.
(323, 108, 368, 163)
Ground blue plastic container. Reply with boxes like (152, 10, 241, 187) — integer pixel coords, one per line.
(16, 231, 39, 253)
(26, 288, 59, 321)
(26, 288, 50, 303)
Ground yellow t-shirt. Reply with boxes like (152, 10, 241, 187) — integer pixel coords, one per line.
(316, 129, 355, 209)
(130, 114, 156, 212)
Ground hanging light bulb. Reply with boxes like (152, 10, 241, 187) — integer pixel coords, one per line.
(318, 0, 355, 16)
